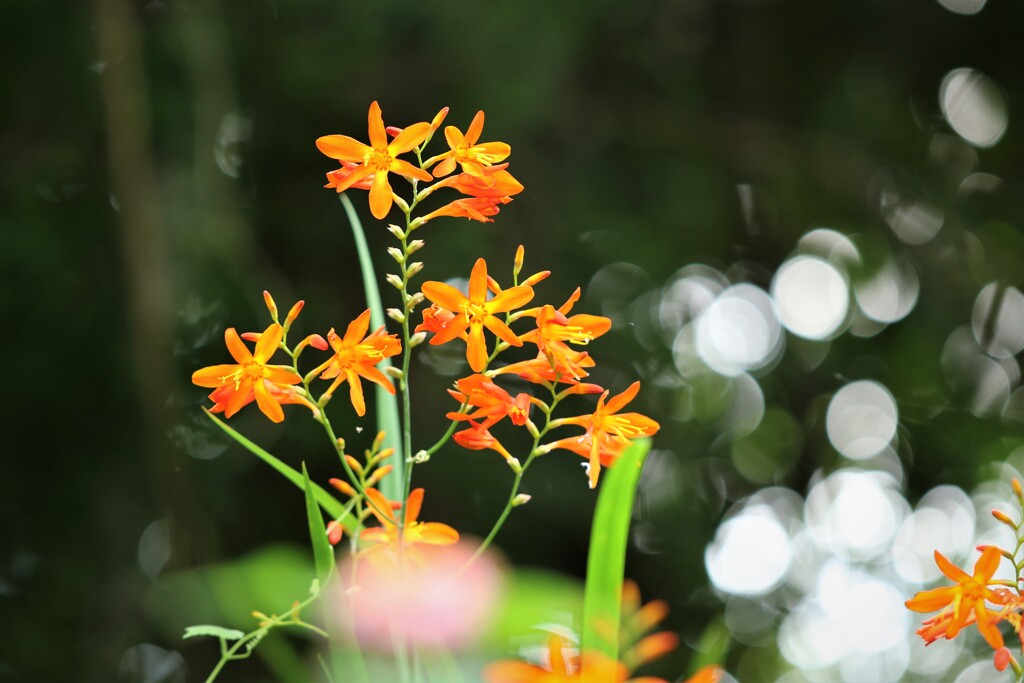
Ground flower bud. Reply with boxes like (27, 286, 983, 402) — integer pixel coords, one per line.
(344, 455, 364, 476)
(406, 292, 426, 310)
(387, 246, 404, 263)
(406, 262, 424, 277)
(507, 457, 523, 474)
(522, 270, 551, 287)
(387, 224, 406, 239)
(373, 431, 387, 451)
(992, 509, 1017, 528)
(408, 239, 425, 254)
(512, 493, 532, 507)
(326, 520, 344, 545)
(284, 300, 305, 329)
(387, 308, 406, 323)
(367, 465, 394, 486)
(329, 478, 357, 498)
(1015, 479, 1023, 501)
(303, 334, 329, 351)
(263, 290, 279, 321)
(513, 244, 525, 277)
(409, 331, 427, 347)
(413, 450, 430, 464)
(385, 366, 405, 380)
(386, 273, 404, 290)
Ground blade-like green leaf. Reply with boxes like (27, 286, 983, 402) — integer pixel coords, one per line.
(340, 193, 403, 501)
(204, 410, 352, 528)
(183, 625, 245, 641)
(688, 616, 731, 674)
(580, 438, 651, 663)
(302, 462, 334, 586)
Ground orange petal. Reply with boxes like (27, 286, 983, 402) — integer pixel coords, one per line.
(482, 661, 546, 683)
(467, 323, 488, 372)
(934, 550, 971, 584)
(353, 363, 396, 394)
(483, 315, 523, 347)
(368, 101, 387, 150)
(468, 258, 489, 302)
(192, 364, 239, 388)
(422, 281, 468, 312)
(389, 121, 431, 155)
(465, 110, 485, 146)
(224, 328, 253, 364)
(254, 323, 283, 362)
(344, 310, 372, 344)
(265, 366, 302, 385)
(329, 164, 374, 194)
(604, 381, 641, 414)
(975, 602, 1005, 650)
(347, 370, 366, 416)
(391, 157, 433, 182)
(487, 285, 535, 313)
(368, 171, 393, 220)
(404, 488, 424, 526)
(905, 586, 957, 613)
(432, 154, 457, 178)
(315, 135, 369, 162)
(364, 487, 396, 526)
(413, 522, 460, 545)
(444, 125, 465, 151)
(975, 545, 1004, 582)
(254, 380, 284, 423)
(430, 312, 469, 345)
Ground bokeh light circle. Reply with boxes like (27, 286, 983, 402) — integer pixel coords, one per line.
(826, 380, 899, 460)
(940, 68, 1008, 148)
(772, 256, 849, 340)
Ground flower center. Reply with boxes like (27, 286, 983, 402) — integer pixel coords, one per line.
(463, 301, 489, 324)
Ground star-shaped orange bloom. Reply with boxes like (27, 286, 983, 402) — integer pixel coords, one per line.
(319, 310, 401, 416)
(906, 546, 1009, 650)
(192, 323, 302, 423)
(421, 258, 534, 372)
(547, 382, 660, 488)
(316, 101, 433, 219)
(519, 289, 611, 380)
(485, 633, 713, 683)
(361, 487, 459, 551)
(432, 110, 511, 178)
(448, 374, 531, 429)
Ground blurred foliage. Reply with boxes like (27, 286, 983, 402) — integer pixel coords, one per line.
(2, 0, 1024, 680)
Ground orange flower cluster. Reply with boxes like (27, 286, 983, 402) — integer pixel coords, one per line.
(417, 248, 660, 488)
(316, 102, 522, 223)
(907, 479, 1024, 677)
(485, 582, 720, 683)
(191, 293, 400, 421)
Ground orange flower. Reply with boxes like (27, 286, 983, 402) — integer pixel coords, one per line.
(361, 487, 459, 550)
(906, 546, 1009, 649)
(494, 351, 602, 389)
(415, 303, 462, 339)
(316, 101, 433, 219)
(324, 161, 373, 192)
(432, 110, 511, 178)
(546, 382, 660, 488)
(453, 423, 516, 462)
(432, 164, 524, 198)
(448, 374, 532, 429)
(421, 195, 512, 224)
(519, 289, 611, 380)
(192, 323, 301, 423)
(421, 258, 534, 372)
(484, 633, 707, 683)
(318, 310, 401, 416)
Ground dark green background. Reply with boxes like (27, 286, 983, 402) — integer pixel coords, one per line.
(3, 0, 1023, 680)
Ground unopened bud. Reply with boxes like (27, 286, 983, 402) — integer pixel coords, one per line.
(336, 437, 346, 450)
(304, 334, 329, 351)
(387, 308, 406, 323)
(393, 195, 410, 213)
(367, 465, 394, 485)
(1014, 479, 1022, 500)
(284, 300, 305, 329)
(993, 509, 1017, 528)
(387, 246, 404, 263)
(328, 478, 357, 497)
(387, 224, 406, 240)
(326, 520, 344, 545)
(373, 431, 387, 451)
(513, 245, 525, 277)
(512, 493, 532, 507)
(522, 270, 551, 287)
(413, 450, 430, 464)
(408, 239, 425, 254)
(375, 448, 394, 462)
(406, 292, 425, 309)
(406, 262, 424, 277)
(409, 331, 427, 347)
(386, 273, 404, 290)
(507, 457, 523, 474)
(525, 420, 540, 439)
(344, 455, 364, 476)
(263, 290, 279, 321)
(385, 366, 404, 380)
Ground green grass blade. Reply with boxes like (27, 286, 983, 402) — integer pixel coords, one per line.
(580, 438, 651, 663)
(204, 410, 351, 526)
(340, 193, 403, 501)
(302, 462, 335, 586)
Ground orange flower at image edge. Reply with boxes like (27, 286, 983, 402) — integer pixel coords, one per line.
(906, 545, 1008, 650)
(484, 634, 722, 683)
(191, 323, 301, 423)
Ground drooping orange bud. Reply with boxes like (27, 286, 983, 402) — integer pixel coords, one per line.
(326, 520, 344, 545)
(1014, 479, 1023, 500)
(993, 509, 1017, 528)
(367, 465, 394, 486)
(328, 478, 357, 498)
(284, 300, 305, 329)
(302, 334, 329, 351)
(376, 448, 395, 462)
(521, 270, 551, 287)
(632, 631, 680, 667)
(263, 290, 279, 321)
(344, 455, 364, 476)
(995, 646, 1012, 672)
(513, 244, 525, 278)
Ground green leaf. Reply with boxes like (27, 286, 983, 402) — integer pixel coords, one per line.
(688, 616, 731, 674)
(580, 438, 651, 662)
(340, 193, 403, 501)
(302, 463, 334, 586)
(204, 410, 352, 528)
(182, 625, 245, 641)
